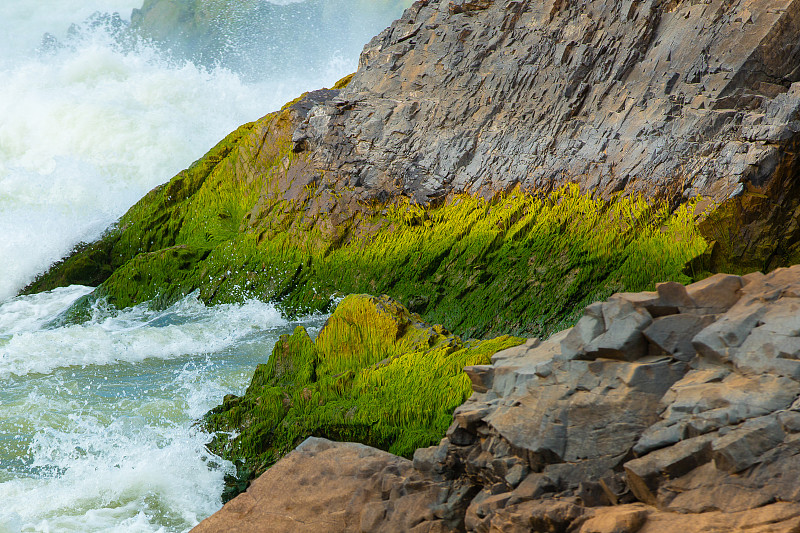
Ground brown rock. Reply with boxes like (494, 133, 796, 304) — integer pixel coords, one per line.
(463, 364, 493, 393)
(624, 434, 715, 506)
(640, 502, 800, 532)
(192, 437, 442, 533)
(655, 282, 695, 314)
(685, 274, 744, 314)
(578, 505, 650, 533)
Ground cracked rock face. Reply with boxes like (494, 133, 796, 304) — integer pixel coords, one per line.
(297, 0, 800, 208)
(197, 266, 800, 532)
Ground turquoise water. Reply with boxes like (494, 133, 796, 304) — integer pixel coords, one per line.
(0, 287, 326, 531)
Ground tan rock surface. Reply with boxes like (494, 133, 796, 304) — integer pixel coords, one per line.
(197, 266, 800, 532)
(192, 437, 448, 533)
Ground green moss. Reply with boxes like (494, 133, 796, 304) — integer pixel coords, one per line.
(96, 244, 209, 309)
(278, 187, 708, 338)
(331, 72, 354, 89)
(28, 86, 708, 339)
(204, 294, 523, 499)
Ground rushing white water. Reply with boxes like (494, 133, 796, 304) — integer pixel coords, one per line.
(0, 0, 407, 531)
(0, 288, 327, 531)
(0, 0, 400, 301)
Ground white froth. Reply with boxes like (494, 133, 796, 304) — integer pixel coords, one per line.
(0, 291, 290, 377)
(0, 290, 326, 532)
(0, 286, 93, 335)
(0, 29, 277, 301)
(0, 370, 229, 532)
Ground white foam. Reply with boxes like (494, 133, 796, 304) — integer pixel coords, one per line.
(0, 290, 292, 377)
(0, 290, 326, 532)
(0, 369, 231, 532)
(0, 1, 139, 58)
(0, 285, 93, 335)
(0, 28, 281, 301)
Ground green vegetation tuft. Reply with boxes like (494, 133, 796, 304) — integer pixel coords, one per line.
(204, 293, 523, 500)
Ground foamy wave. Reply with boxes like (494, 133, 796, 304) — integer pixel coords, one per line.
(0, 364, 233, 533)
(0, 289, 326, 532)
(0, 289, 292, 377)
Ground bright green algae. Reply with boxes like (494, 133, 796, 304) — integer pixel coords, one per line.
(20, 88, 712, 503)
(24, 91, 709, 339)
(203, 294, 523, 500)
(281, 187, 708, 338)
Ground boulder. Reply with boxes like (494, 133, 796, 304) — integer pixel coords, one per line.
(197, 266, 800, 531)
(192, 437, 449, 533)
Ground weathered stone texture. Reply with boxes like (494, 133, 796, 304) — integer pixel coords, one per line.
(298, 0, 800, 206)
(196, 266, 800, 532)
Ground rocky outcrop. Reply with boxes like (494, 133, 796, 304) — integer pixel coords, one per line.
(296, 0, 800, 269)
(32, 0, 800, 317)
(196, 265, 800, 532)
(192, 438, 456, 533)
(33, 0, 800, 330)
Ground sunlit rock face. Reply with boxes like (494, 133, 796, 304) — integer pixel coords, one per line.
(196, 266, 800, 532)
(307, 0, 800, 202)
(297, 0, 800, 268)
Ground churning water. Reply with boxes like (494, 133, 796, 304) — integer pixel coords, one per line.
(0, 288, 327, 531)
(0, 1, 404, 530)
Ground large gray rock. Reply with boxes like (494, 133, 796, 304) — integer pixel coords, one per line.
(196, 267, 800, 532)
(288, 0, 800, 271)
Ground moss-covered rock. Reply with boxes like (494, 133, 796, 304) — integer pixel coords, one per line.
(203, 293, 523, 501)
(24, 88, 710, 339)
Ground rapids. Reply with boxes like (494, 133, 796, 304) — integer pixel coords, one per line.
(0, 289, 327, 531)
(0, 1, 405, 530)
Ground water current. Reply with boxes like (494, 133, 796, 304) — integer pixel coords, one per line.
(0, 1, 404, 530)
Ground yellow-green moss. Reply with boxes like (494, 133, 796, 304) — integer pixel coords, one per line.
(331, 72, 354, 89)
(204, 294, 523, 500)
(278, 186, 708, 338)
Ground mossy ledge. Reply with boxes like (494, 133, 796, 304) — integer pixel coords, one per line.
(23, 87, 710, 339)
(203, 293, 523, 501)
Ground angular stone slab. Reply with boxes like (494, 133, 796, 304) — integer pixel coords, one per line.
(643, 313, 716, 362)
